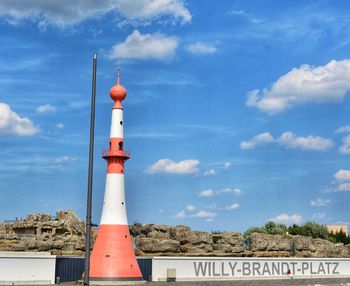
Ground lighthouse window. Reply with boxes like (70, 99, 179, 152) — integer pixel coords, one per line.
(120, 121, 123, 125)
(119, 141, 123, 150)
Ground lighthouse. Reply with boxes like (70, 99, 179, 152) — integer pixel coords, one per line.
(89, 70, 144, 284)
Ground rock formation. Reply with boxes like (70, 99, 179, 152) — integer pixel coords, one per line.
(0, 210, 87, 255)
(1, 211, 349, 258)
(131, 224, 350, 258)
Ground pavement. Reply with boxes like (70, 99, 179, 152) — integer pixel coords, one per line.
(144, 279, 350, 286)
(55, 278, 350, 286)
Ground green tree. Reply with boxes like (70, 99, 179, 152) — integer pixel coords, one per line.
(264, 221, 287, 235)
(302, 221, 328, 239)
(288, 224, 304, 236)
(287, 221, 328, 239)
(328, 230, 350, 244)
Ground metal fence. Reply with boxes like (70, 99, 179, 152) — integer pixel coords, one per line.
(55, 256, 85, 283)
(55, 256, 152, 283)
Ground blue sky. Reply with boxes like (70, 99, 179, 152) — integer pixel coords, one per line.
(1, 0, 350, 232)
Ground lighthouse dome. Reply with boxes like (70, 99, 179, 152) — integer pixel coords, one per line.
(110, 69, 126, 101)
(110, 83, 126, 101)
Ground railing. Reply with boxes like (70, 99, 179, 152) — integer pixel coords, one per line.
(102, 149, 131, 158)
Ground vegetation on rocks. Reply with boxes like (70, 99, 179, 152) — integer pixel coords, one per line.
(244, 221, 349, 245)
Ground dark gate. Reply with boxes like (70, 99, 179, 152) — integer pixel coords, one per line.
(137, 257, 153, 281)
(55, 256, 84, 283)
(55, 256, 152, 282)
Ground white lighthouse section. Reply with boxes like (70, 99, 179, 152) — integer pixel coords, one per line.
(100, 103, 127, 225)
(100, 173, 128, 225)
(110, 108, 123, 138)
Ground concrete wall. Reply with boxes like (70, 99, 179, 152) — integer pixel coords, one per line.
(151, 257, 350, 281)
(0, 252, 56, 285)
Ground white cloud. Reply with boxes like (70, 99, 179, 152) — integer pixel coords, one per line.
(240, 132, 274, 149)
(186, 42, 217, 55)
(203, 169, 217, 176)
(335, 125, 350, 134)
(230, 10, 246, 16)
(324, 170, 350, 193)
(56, 123, 64, 129)
(108, 30, 179, 61)
(53, 156, 74, 164)
(247, 59, 350, 114)
(269, 213, 303, 224)
(313, 213, 327, 219)
(337, 183, 350, 192)
(241, 131, 333, 151)
(190, 210, 217, 218)
(208, 204, 221, 210)
(173, 210, 186, 218)
(334, 169, 350, 181)
(202, 162, 231, 176)
(185, 205, 196, 212)
(0, 103, 40, 136)
(113, 0, 191, 24)
(224, 162, 232, 169)
(277, 132, 333, 151)
(218, 188, 243, 196)
(226, 203, 240, 210)
(339, 135, 350, 154)
(36, 104, 56, 113)
(310, 198, 333, 207)
(146, 158, 200, 174)
(199, 188, 243, 197)
(199, 189, 215, 197)
(0, 0, 191, 27)
(229, 9, 264, 24)
(174, 206, 217, 220)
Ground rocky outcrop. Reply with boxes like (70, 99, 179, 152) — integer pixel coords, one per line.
(0, 211, 349, 258)
(0, 210, 87, 256)
(131, 224, 350, 258)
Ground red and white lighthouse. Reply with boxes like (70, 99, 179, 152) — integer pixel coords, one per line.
(89, 70, 144, 283)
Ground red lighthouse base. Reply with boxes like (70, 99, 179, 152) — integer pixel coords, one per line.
(89, 225, 145, 284)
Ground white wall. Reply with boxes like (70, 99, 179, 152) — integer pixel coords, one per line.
(0, 252, 56, 285)
(152, 257, 350, 281)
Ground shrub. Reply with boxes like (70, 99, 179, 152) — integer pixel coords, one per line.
(264, 221, 288, 235)
(244, 226, 266, 236)
(244, 222, 287, 236)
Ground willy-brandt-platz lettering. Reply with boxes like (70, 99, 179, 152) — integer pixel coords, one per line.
(193, 261, 340, 277)
(151, 257, 350, 281)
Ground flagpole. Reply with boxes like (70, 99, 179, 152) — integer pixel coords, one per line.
(84, 53, 97, 286)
